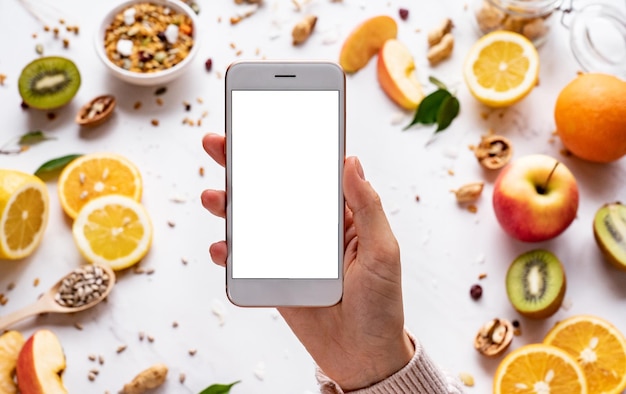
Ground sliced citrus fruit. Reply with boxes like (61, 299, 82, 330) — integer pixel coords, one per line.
(494, 343, 587, 394)
(58, 153, 142, 219)
(464, 30, 539, 108)
(72, 194, 152, 270)
(544, 315, 626, 394)
(0, 169, 49, 260)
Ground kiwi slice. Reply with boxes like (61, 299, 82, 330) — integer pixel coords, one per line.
(506, 249, 566, 319)
(18, 56, 81, 110)
(594, 202, 626, 270)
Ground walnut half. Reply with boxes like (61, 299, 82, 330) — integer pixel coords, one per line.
(474, 318, 514, 357)
(473, 135, 513, 170)
(75, 95, 116, 127)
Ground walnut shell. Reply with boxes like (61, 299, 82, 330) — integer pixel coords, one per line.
(473, 135, 513, 170)
(474, 318, 514, 357)
(75, 95, 116, 127)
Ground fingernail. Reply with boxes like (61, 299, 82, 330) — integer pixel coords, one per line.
(354, 157, 365, 180)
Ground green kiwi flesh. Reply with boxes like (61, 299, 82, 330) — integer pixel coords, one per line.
(593, 202, 626, 270)
(506, 249, 566, 319)
(18, 57, 81, 110)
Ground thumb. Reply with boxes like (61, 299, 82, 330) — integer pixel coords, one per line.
(343, 157, 398, 259)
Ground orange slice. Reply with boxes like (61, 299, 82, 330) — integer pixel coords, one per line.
(494, 344, 587, 394)
(72, 195, 152, 270)
(58, 153, 142, 219)
(0, 169, 49, 260)
(464, 30, 539, 107)
(544, 315, 626, 394)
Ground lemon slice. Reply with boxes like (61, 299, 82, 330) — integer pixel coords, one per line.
(0, 169, 49, 260)
(58, 153, 142, 219)
(464, 31, 539, 107)
(72, 195, 152, 270)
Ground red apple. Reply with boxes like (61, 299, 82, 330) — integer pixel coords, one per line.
(0, 331, 25, 394)
(377, 39, 425, 110)
(16, 330, 67, 394)
(493, 154, 579, 242)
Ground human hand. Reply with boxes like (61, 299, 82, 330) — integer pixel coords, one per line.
(200, 133, 414, 391)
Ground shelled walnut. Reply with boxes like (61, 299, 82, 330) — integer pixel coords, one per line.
(472, 134, 513, 170)
(75, 95, 116, 127)
(474, 318, 514, 357)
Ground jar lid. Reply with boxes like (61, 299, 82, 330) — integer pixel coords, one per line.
(569, 3, 626, 78)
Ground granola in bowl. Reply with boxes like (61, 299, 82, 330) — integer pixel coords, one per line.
(96, 0, 199, 85)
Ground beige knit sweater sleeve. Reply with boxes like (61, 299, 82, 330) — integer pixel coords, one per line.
(316, 331, 465, 394)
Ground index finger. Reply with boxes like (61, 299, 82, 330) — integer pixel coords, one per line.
(202, 133, 226, 168)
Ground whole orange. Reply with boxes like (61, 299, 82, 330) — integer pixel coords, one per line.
(554, 73, 626, 163)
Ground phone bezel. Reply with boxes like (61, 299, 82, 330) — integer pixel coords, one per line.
(225, 60, 345, 307)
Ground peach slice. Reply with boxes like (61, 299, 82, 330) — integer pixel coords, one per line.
(339, 15, 397, 73)
(377, 39, 424, 110)
(0, 331, 25, 394)
(16, 330, 67, 394)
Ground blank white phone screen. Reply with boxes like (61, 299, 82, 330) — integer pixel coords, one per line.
(231, 90, 340, 279)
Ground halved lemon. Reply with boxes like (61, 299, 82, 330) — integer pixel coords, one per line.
(464, 30, 539, 107)
(0, 169, 49, 260)
(72, 194, 152, 270)
(58, 153, 142, 219)
(544, 315, 626, 394)
(494, 343, 587, 394)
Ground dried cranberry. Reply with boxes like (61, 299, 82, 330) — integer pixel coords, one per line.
(157, 32, 167, 42)
(399, 8, 409, 21)
(20, 101, 29, 110)
(205, 58, 213, 72)
(470, 284, 482, 300)
(139, 51, 153, 62)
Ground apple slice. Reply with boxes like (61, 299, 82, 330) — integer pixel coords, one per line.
(339, 15, 397, 73)
(377, 39, 425, 110)
(0, 331, 25, 394)
(16, 330, 68, 394)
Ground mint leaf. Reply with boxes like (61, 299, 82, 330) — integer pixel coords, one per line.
(404, 89, 451, 130)
(19, 131, 55, 146)
(198, 380, 241, 394)
(404, 76, 460, 133)
(34, 154, 82, 180)
(435, 95, 460, 132)
(428, 76, 448, 91)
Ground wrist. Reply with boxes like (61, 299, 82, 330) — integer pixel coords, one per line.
(334, 331, 415, 391)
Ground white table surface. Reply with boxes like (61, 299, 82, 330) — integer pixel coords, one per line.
(1, 0, 626, 393)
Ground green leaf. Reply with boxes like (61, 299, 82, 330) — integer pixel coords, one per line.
(198, 380, 241, 394)
(435, 95, 460, 132)
(404, 89, 451, 130)
(428, 76, 448, 91)
(18, 131, 55, 146)
(34, 154, 82, 180)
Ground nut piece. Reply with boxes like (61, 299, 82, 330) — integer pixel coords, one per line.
(121, 363, 168, 394)
(451, 182, 484, 203)
(427, 18, 453, 47)
(474, 318, 514, 357)
(473, 134, 513, 170)
(458, 372, 475, 387)
(427, 33, 454, 66)
(75, 95, 116, 127)
(292, 15, 317, 45)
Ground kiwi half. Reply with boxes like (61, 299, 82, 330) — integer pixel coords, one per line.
(594, 202, 626, 270)
(18, 56, 81, 110)
(506, 249, 566, 319)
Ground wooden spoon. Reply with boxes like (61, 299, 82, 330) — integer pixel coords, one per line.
(0, 264, 115, 330)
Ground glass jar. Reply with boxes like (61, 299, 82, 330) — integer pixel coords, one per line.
(472, 0, 562, 46)
(569, 3, 626, 78)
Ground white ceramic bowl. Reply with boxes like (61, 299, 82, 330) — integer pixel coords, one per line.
(95, 0, 200, 86)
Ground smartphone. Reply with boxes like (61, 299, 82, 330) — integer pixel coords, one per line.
(225, 61, 345, 307)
